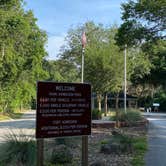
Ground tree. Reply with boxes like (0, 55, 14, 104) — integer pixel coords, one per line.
(59, 22, 125, 112)
(116, 0, 166, 47)
(0, 0, 47, 112)
(116, 0, 166, 108)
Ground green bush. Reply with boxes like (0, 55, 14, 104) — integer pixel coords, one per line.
(154, 91, 166, 111)
(50, 145, 73, 164)
(100, 133, 134, 154)
(113, 134, 133, 153)
(0, 131, 36, 166)
(92, 109, 102, 120)
(122, 110, 142, 124)
(111, 109, 143, 125)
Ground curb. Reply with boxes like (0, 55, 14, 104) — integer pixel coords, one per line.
(92, 119, 149, 128)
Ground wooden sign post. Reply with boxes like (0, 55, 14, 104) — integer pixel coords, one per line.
(36, 82, 91, 165)
(37, 139, 44, 166)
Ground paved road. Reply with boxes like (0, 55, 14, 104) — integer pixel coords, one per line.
(145, 114, 166, 166)
(0, 110, 35, 143)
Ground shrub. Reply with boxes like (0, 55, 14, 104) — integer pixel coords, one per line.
(0, 130, 36, 166)
(110, 109, 143, 125)
(100, 134, 133, 154)
(119, 110, 143, 124)
(92, 109, 102, 120)
(50, 145, 73, 164)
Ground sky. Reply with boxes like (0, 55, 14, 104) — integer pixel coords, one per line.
(24, 0, 127, 60)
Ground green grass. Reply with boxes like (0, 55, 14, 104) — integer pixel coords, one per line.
(131, 137, 147, 166)
(0, 111, 23, 121)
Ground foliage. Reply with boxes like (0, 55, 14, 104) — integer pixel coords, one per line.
(43, 59, 79, 83)
(59, 22, 127, 111)
(153, 90, 166, 111)
(92, 109, 102, 120)
(0, 0, 47, 113)
(116, 0, 166, 101)
(49, 146, 73, 164)
(116, 0, 166, 47)
(44, 137, 81, 166)
(0, 131, 36, 166)
(111, 109, 143, 125)
(58, 21, 155, 112)
(0, 111, 23, 121)
(112, 133, 133, 153)
(131, 137, 147, 166)
(100, 133, 147, 158)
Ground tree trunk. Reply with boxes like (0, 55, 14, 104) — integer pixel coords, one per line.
(115, 93, 119, 110)
(97, 94, 102, 112)
(104, 93, 108, 116)
(20, 102, 22, 112)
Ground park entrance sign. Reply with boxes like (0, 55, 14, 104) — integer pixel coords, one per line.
(36, 81, 91, 138)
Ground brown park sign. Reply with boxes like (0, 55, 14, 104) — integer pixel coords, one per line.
(36, 82, 91, 138)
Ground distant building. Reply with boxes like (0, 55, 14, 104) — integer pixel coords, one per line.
(92, 93, 138, 109)
(107, 93, 138, 109)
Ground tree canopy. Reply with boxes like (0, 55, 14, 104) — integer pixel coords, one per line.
(0, 0, 47, 112)
(116, 0, 166, 47)
(116, 0, 166, 109)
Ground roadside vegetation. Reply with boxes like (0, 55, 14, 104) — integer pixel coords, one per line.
(131, 137, 147, 166)
(0, 119, 147, 166)
(110, 109, 144, 125)
(0, 109, 27, 121)
(0, 131, 36, 166)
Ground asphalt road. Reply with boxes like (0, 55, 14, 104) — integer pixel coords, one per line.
(0, 110, 36, 143)
(145, 114, 166, 166)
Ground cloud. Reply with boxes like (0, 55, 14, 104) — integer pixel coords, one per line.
(46, 34, 66, 60)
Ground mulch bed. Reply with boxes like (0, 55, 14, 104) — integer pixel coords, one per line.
(45, 121, 147, 166)
(55, 124, 147, 166)
(88, 125, 147, 166)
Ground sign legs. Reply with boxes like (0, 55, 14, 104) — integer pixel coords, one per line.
(37, 139, 44, 166)
(82, 136, 88, 166)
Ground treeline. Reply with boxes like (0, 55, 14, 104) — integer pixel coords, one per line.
(0, 0, 165, 113)
(0, 0, 47, 112)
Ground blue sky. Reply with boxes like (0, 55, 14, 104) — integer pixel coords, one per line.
(24, 0, 127, 60)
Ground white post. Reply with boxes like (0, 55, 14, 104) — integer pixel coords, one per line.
(81, 47, 88, 166)
(124, 44, 127, 113)
(81, 48, 85, 83)
(81, 30, 88, 166)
